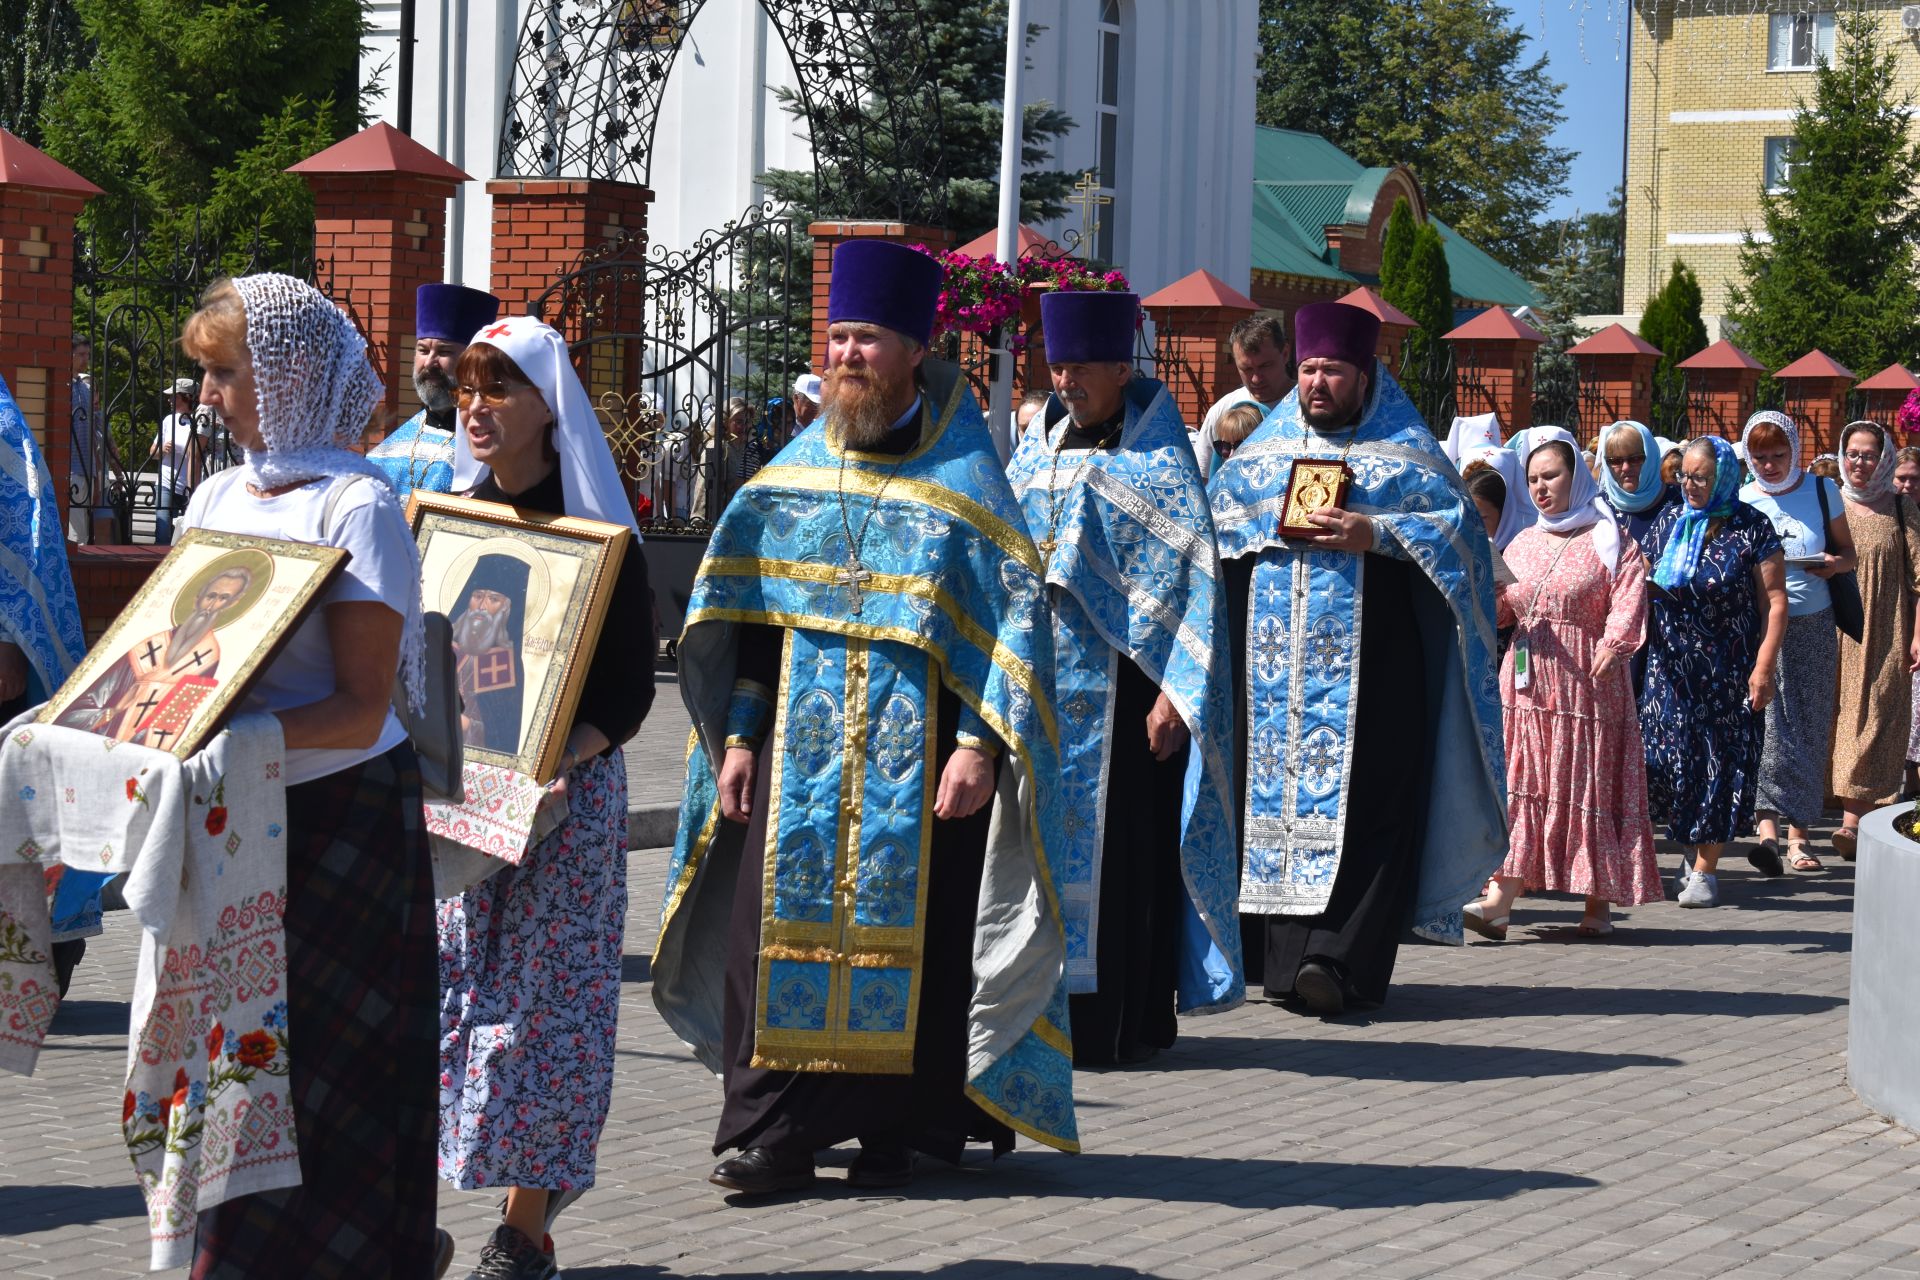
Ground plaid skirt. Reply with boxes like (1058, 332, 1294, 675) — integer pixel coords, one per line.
(191, 745, 438, 1280)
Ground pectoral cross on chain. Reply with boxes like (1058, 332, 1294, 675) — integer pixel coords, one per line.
(835, 556, 873, 612)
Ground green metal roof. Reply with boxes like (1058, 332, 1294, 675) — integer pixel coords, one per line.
(1249, 126, 1539, 308)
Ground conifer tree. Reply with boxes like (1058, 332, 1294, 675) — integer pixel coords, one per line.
(1725, 10, 1920, 375)
(1396, 222, 1455, 422)
(1379, 198, 1417, 297)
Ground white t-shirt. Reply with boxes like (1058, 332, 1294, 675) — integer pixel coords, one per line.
(179, 473, 414, 784)
(1740, 475, 1838, 618)
(1193, 386, 1277, 481)
(155, 412, 207, 495)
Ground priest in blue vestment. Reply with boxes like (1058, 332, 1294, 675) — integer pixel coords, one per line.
(0, 371, 99, 994)
(1209, 301, 1507, 1016)
(1005, 289, 1242, 1064)
(368, 282, 499, 498)
(655, 240, 1078, 1195)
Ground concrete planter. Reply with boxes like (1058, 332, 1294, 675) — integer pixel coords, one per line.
(1848, 801, 1920, 1125)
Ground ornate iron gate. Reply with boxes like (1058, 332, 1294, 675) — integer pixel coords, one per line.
(529, 200, 806, 535)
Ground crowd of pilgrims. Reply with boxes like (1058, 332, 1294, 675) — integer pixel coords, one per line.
(9, 247, 1918, 1280)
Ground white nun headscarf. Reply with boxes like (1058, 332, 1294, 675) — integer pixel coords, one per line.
(450, 314, 640, 536)
(1443, 412, 1501, 467)
(1527, 425, 1624, 574)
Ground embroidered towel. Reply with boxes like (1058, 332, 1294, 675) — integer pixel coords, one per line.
(0, 712, 298, 1270)
(424, 759, 567, 898)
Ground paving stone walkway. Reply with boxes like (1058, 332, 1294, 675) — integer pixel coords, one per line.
(6, 816, 1920, 1279)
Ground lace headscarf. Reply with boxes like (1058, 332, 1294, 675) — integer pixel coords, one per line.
(1840, 420, 1897, 505)
(1741, 410, 1803, 497)
(231, 273, 426, 712)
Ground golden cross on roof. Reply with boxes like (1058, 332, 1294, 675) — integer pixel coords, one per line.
(1067, 170, 1111, 257)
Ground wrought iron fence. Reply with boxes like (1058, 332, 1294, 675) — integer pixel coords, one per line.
(70, 210, 325, 545)
(530, 199, 807, 534)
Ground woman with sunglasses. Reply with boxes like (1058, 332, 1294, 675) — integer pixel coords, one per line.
(1828, 421, 1920, 859)
(1639, 436, 1788, 910)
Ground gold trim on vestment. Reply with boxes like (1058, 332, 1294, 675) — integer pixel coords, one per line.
(964, 1081, 1082, 1155)
(742, 466, 1043, 578)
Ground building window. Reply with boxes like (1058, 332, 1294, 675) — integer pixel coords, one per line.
(1093, 1, 1122, 263)
(1764, 136, 1797, 192)
(1768, 10, 1834, 71)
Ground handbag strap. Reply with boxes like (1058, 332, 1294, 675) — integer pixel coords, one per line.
(318, 473, 371, 542)
(1814, 472, 1833, 547)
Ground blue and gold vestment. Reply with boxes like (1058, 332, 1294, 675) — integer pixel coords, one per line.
(1004, 376, 1242, 1012)
(1208, 362, 1507, 944)
(367, 409, 456, 499)
(654, 360, 1078, 1153)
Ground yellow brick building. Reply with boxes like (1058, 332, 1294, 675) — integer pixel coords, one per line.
(1624, 1, 1920, 323)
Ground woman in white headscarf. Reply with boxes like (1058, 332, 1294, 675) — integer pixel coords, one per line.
(437, 315, 654, 1279)
(1459, 444, 1536, 551)
(176, 274, 439, 1277)
(1829, 421, 1920, 858)
(1739, 411, 1853, 872)
(1463, 428, 1658, 940)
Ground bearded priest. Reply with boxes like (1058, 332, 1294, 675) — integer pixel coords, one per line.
(1209, 300, 1507, 1017)
(655, 239, 1078, 1196)
(367, 282, 499, 497)
(1005, 289, 1242, 1065)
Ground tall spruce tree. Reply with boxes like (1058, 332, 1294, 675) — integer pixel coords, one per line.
(1, 0, 89, 147)
(1639, 259, 1706, 434)
(1379, 197, 1417, 294)
(1256, 0, 1572, 275)
(1725, 10, 1920, 375)
(1395, 222, 1456, 423)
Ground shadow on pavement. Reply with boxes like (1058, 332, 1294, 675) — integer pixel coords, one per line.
(48, 998, 130, 1035)
(566, 1266, 1150, 1279)
(1153, 1036, 1678, 1081)
(1377, 983, 1845, 1021)
(0, 1181, 147, 1233)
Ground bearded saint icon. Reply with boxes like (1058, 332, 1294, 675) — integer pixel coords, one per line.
(450, 553, 529, 752)
(55, 566, 253, 750)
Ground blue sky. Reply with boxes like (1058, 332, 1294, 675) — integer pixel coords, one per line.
(1521, 5, 1631, 219)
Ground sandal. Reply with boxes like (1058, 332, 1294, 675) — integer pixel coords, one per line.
(1746, 838, 1785, 878)
(1576, 913, 1614, 938)
(1788, 842, 1823, 872)
(1462, 901, 1509, 941)
(1832, 828, 1859, 862)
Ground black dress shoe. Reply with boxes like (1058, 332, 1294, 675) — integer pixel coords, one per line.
(1292, 960, 1347, 1017)
(846, 1143, 914, 1189)
(710, 1146, 816, 1194)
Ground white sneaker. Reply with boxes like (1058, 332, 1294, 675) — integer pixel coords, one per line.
(1678, 870, 1720, 908)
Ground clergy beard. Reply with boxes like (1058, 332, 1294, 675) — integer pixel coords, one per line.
(163, 610, 220, 668)
(823, 366, 909, 447)
(413, 365, 456, 415)
(453, 605, 512, 653)
(1301, 387, 1366, 432)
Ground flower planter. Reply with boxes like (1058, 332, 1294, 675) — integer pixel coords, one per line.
(1848, 801, 1920, 1125)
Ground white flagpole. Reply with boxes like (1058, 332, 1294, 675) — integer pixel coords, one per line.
(988, 0, 1026, 457)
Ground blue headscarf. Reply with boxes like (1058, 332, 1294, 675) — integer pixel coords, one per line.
(1651, 435, 1741, 589)
(1598, 420, 1666, 515)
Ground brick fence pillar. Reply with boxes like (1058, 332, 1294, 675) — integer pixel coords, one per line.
(808, 222, 955, 375)
(1676, 339, 1764, 440)
(1140, 269, 1260, 427)
(0, 128, 101, 533)
(1336, 286, 1417, 378)
(289, 124, 470, 441)
(1856, 362, 1920, 432)
(1569, 324, 1662, 445)
(1441, 307, 1546, 435)
(1776, 350, 1856, 469)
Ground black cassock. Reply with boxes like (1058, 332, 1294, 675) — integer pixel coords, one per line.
(1225, 552, 1434, 1007)
(1066, 656, 1187, 1064)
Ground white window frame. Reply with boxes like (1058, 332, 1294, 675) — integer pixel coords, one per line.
(1767, 10, 1835, 72)
(1092, 2, 1122, 264)
(1764, 136, 1797, 192)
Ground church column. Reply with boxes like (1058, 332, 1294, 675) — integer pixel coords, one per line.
(1775, 350, 1857, 469)
(1441, 307, 1546, 435)
(1568, 324, 1663, 445)
(1140, 269, 1260, 427)
(290, 123, 471, 441)
(0, 128, 101, 531)
(809, 222, 954, 375)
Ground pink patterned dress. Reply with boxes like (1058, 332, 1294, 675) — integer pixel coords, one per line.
(1498, 525, 1662, 905)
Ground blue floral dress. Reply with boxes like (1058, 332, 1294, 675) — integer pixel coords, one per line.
(1639, 501, 1783, 845)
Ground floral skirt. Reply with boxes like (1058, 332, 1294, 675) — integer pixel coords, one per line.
(1758, 610, 1837, 829)
(437, 751, 628, 1191)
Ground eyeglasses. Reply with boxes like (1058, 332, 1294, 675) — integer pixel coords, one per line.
(1844, 451, 1882, 465)
(456, 382, 518, 407)
(1678, 471, 1716, 488)
(1610, 454, 1647, 467)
